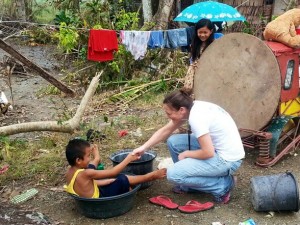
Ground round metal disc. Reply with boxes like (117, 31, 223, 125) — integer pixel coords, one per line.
(194, 33, 281, 131)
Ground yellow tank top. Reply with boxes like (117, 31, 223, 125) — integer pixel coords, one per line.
(64, 169, 100, 198)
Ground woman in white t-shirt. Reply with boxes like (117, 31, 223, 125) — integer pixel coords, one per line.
(133, 89, 245, 204)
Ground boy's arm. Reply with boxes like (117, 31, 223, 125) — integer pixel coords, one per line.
(95, 179, 115, 186)
(86, 153, 138, 180)
(89, 144, 101, 167)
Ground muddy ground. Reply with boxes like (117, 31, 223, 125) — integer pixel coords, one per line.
(1, 41, 300, 225)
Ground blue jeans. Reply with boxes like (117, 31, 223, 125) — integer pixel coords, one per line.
(166, 134, 242, 200)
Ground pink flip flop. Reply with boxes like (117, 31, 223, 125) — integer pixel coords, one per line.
(178, 200, 214, 213)
(149, 195, 179, 210)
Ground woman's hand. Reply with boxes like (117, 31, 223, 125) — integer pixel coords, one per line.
(132, 146, 146, 158)
(178, 151, 189, 161)
(126, 152, 140, 162)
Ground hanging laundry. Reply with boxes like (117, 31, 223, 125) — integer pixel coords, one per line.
(87, 29, 118, 62)
(186, 26, 195, 46)
(148, 30, 164, 49)
(120, 31, 150, 60)
(164, 28, 188, 49)
(182, 26, 195, 52)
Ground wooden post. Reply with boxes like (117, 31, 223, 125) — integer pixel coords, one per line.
(0, 39, 75, 97)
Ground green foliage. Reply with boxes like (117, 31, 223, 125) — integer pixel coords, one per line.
(54, 10, 82, 26)
(25, 27, 57, 44)
(0, 136, 27, 161)
(110, 0, 138, 18)
(54, 22, 79, 53)
(31, 0, 58, 23)
(114, 9, 139, 30)
(0, 0, 13, 18)
(84, 0, 111, 28)
(107, 45, 134, 80)
(37, 85, 61, 97)
(271, 15, 278, 21)
(241, 21, 255, 35)
(47, 0, 80, 13)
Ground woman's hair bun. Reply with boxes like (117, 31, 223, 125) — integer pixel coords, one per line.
(180, 87, 193, 96)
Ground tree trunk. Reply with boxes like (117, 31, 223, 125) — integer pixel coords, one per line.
(15, 0, 26, 21)
(0, 72, 102, 136)
(152, 0, 175, 30)
(142, 0, 153, 22)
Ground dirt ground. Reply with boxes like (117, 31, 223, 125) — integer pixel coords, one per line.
(1, 41, 300, 225)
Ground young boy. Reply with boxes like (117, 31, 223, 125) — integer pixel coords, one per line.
(65, 139, 166, 198)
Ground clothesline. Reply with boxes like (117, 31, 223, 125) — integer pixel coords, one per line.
(0, 20, 90, 30)
(0, 20, 201, 62)
(0, 20, 192, 33)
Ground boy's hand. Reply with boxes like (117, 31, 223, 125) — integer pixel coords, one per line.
(90, 144, 101, 166)
(91, 144, 98, 153)
(91, 144, 100, 157)
(126, 152, 140, 162)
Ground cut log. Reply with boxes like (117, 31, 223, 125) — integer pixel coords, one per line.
(0, 71, 102, 136)
(0, 38, 75, 97)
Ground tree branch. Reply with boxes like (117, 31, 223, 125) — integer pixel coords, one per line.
(0, 71, 102, 136)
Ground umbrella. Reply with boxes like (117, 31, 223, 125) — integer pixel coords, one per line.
(174, 1, 246, 23)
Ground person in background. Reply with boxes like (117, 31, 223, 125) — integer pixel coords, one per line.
(183, 18, 219, 92)
(190, 18, 216, 63)
(133, 89, 245, 204)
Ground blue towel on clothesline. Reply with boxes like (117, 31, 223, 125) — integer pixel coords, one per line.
(164, 28, 188, 49)
(148, 31, 164, 49)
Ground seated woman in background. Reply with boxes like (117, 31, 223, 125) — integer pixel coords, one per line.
(184, 18, 219, 93)
(190, 18, 216, 63)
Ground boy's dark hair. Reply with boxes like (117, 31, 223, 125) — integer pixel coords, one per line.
(66, 139, 90, 166)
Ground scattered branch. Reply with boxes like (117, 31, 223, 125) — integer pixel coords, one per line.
(0, 71, 102, 136)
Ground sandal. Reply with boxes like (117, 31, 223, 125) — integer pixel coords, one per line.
(149, 195, 178, 209)
(178, 200, 214, 213)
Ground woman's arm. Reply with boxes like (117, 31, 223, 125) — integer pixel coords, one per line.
(133, 120, 183, 155)
(178, 133, 215, 160)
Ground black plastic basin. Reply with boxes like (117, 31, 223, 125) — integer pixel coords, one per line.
(70, 183, 141, 219)
(109, 149, 157, 189)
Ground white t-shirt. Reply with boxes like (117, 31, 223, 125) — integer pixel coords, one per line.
(189, 101, 245, 161)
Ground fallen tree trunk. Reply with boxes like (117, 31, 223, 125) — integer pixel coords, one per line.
(0, 72, 102, 136)
(0, 38, 75, 97)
